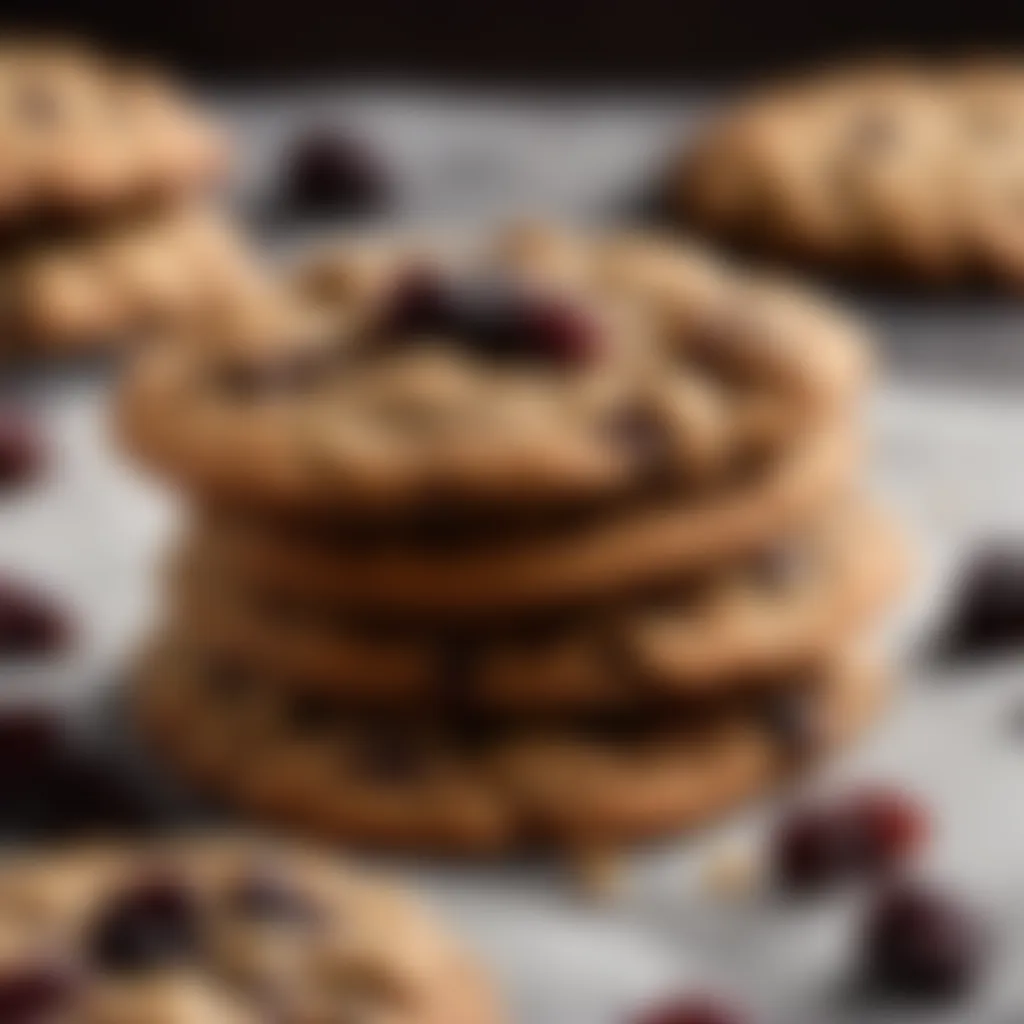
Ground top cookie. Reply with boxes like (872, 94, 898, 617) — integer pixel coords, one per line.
(0, 38, 225, 231)
(0, 836, 501, 1023)
(677, 59, 1024, 286)
(117, 224, 867, 514)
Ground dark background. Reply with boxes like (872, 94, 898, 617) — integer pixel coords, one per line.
(8, 0, 1024, 82)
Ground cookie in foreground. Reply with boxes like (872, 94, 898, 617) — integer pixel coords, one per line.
(0, 834, 503, 1022)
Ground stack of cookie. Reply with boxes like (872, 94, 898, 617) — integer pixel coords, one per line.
(119, 224, 905, 854)
(0, 38, 258, 360)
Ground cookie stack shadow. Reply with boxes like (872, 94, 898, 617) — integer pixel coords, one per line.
(0, 38, 259, 362)
(119, 224, 907, 855)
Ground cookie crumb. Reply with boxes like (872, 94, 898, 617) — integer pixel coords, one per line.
(701, 840, 761, 899)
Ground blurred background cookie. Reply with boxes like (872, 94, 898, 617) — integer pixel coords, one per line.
(673, 59, 1024, 288)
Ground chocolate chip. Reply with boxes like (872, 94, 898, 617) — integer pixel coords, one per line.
(88, 875, 203, 972)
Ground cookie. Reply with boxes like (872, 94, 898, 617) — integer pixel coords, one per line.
(187, 422, 858, 618)
(117, 225, 868, 513)
(0, 39, 225, 231)
(0, 836, 501, 1023)
(135, 642, 887, 851)
(170, 502, 905, 709)
(676, 59, 1024, 287)
(0, 206, 264, 357)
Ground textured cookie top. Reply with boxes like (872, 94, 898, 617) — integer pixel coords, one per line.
(0, 39, 225, 229)
(679, 59, 1024, 284)
(118, 224, 867, 512)
(0, 837, 499, 1023)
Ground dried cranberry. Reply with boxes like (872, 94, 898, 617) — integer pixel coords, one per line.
(283, 127, 391, 217)
(0, 963, 78, 1023)
(451, 276, 534, 358)
(0, 577, 70, 658)
(88, 875, 202, 972)
(774, 804, 857, 893)
(0, 411, 44, 493)
(377, 266, 461, 340)
(841, 787, 929, 873)
(943, 542, 1024, 655)
(631, 993, 746, 1024)
(774, 787, 928, 892)
(472, 289, 601, 366)
(517, 297, 600, 365)
(375, 268, 601, 367)
(862, 881, 986, 999)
